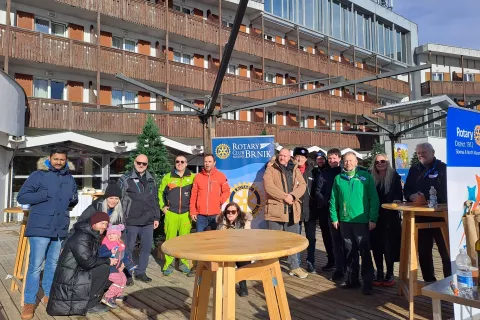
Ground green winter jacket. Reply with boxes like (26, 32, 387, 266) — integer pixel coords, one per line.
(329, 168, 379, 224)
(158, 169, 195, 214)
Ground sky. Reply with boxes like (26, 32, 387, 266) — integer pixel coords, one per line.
(394, 0, 480, 50)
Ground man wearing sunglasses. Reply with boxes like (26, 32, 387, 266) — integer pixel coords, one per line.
(158, 155, 195, 276)
(118, 154, 161, 285)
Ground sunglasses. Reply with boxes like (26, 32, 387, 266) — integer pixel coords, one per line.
(136, 161, 148, 166)
(375, 160, 386, 165)
(226, 210, 238, 215)
(176, 160, 186, 164)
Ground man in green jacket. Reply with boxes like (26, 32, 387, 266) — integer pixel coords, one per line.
(158, 155, 195, 276)
(330, 152, 379, 295)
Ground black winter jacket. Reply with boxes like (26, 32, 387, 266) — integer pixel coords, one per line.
(299, 160, 315, 222)
(314, 166, 342, 209)
(403, 157, 447, 203)
(47, 221, 110, 316)
(118, 170, 161, 226)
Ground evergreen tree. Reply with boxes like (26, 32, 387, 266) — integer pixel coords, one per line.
(363, 140, 385, 168)
(410, 152, 420, 167)
(126, 115, 172, 184)
(260, 128, 267, 135)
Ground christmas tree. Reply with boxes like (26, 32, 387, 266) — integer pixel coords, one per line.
(410, 152, 420, 166)
(126, 115, 172, 184)
(363, 140, 385, 168)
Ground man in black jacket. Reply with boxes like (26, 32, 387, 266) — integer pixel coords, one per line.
(118, 154, 161, 284)
(293, 147, 316, 273)
(314, 148, 344, 279)
(404, 142, 451, 283)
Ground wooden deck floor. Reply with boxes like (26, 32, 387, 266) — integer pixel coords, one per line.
(0, 222, 453, 320)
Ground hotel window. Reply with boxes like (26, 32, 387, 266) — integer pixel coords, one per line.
(33, 78, 66, 100)
(222, 19, 234, 28)
(378, 23, 385, 56)
(332, 1, 341, 39)
(227, 64, 236, 75)
(222, 112, 238, 120)
(396, 30, 402, 62)
(266, 111, 277, 124)
(265, 73, 275, 83)
(173, 4, 192, 15)
(173, 51, 192, 65)
(112, 36, 136, 52)
(35, 18, 66, 37)
(264, 33, 274, 41)
(464, 74, 475, 82)
(300, 116, 306, 128)
(299, 45, 307, 52)
(304, 0, 314, 29)
(356, 12, 364, 48)
(301, 82, 308, 90)
(112, 89, 136, 107)
(432, 72, 444, 81)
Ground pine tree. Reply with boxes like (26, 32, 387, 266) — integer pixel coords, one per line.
(260, 128, 267, 135)
(410, 152, 420, 166)
(363, 140, 385, 168)
(126, 115, 172, 184)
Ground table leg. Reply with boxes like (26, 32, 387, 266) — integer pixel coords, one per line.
(408, 215, 417, 320)
(190, 262, 213, 320)
(398, 212, 409, 296)
(212, 263, 224, 320)
(272, 260, 291, 320)
(262, 266, 281, 320)
(222, 263, 236, 320)
(432, 298, 442, 320)
(11, 224, 27, 292)
(21, 243, 29, 307)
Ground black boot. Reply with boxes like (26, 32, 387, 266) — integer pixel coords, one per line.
(340, 272, 361, 289)
(238, 281, 248, 297)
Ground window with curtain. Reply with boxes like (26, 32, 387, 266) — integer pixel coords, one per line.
(227, 64, 236, 75)
(305, 0, 314, 29)
(124, 39, 136, 52)
(124, 91, 135, 104)
(112, 36, 122, 50)
(33, 79, 48, 98)
(51, 81, 65, 100)
(35, 18, 50, 34)
(173, 52, 182, 63)
(112, 89, 123, 106)
(51, 22, 66, 37)
(332, 1, 341, 39)
(356, 13, 364, 48)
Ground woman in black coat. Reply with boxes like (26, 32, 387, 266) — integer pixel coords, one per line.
(47, 212, 116, 316)
(369, 154, 403, 287)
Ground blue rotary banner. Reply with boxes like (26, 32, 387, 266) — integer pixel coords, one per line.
(212, 136, 275, 229)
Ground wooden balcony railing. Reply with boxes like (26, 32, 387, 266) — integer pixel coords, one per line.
(421, 81, 480, 96)
(26, 98, 375, 149)
(48, 0, 409, 96)
(1, 25, 380, 116)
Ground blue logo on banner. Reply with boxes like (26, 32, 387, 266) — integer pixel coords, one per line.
(396, 168, 409, 185)
(447, 107, 480, 168)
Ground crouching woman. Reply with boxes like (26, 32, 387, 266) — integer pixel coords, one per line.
(216, 202, 253, 297)
(47, 212, 117, 316)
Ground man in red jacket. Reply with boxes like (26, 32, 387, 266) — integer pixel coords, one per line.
(190, 153, 230, 230)
(188, 153, 230, 276)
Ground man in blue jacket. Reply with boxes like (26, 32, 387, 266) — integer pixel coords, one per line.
(17, 147, 78, 320)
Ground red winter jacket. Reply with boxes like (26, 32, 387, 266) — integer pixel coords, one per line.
(189, 167, 230, 216)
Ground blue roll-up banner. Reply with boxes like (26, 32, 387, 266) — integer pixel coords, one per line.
(447, 106, 480, 319)
(212, 136, 275, 229)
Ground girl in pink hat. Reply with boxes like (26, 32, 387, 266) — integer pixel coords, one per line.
(98, 224, 136, 308)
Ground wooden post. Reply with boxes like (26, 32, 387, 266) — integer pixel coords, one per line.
(165, 0, 170, 110)
(96, 9, 101, 108)
(4, 0, 11, 73)
(461, 55, 466, 103)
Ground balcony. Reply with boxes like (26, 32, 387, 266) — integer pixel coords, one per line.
(0, 25, 380, 117)
(47, 0, 409, 96)
(421, 81, 480, 96)
(26, 98, 374, 149)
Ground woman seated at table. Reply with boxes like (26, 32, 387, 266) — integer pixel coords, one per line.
(216, 202, 253, 297)
(369, 154, 403, 287)
(47, 212, 117, 315)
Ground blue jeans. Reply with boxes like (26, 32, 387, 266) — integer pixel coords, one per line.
(126, 224, 154, 275)
(25, 237, 62, 304)
(266, 221, 300, 270)
(196, 214, 218, 232)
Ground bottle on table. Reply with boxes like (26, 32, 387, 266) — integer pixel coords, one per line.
(428, 186, 438, 208)
(456, 248, 474, 293)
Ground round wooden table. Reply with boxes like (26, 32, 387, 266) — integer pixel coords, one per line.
(382, 202, 448, 320)
(161, 229, 308, 320)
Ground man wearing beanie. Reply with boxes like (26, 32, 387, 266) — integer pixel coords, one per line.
(118, 154, 161, 284)
(330, 152, 378, 295)
(292, 147, 317, 274)
(47, 212, 114, 316)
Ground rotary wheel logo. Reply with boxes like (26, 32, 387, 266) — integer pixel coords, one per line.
(474, 125, 480, 147)
(215, 144, 230, 160)
(229, 183, 263, 217)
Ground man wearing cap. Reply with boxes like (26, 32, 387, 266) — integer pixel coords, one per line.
(293, 147, 317, 273)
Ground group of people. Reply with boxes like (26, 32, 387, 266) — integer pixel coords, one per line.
(17, 141, 450, 319)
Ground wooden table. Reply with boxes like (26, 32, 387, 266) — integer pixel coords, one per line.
(382, 203, 449, 320)
(3, 207, 29, 306)
(161, 229, 308, 320)
(82, 192, 104, 200)
(422, 275, 479, 320)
